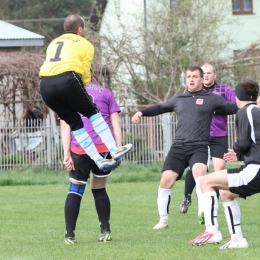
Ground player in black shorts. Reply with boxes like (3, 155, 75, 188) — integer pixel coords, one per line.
(61, 79, 123, 244)
(190, 78, 260, 249)
(179, 63, 236, 222)
(132, 65, 238, 230)
(39, 14, 132, 172)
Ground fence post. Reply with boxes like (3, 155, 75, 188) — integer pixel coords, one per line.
(46, 115, 51, 167)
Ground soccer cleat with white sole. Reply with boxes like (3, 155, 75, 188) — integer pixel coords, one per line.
(110, 144, 132, 160)
(96, 158, 117, 172)
(220, 237, 248, 250)
(153, 220, 168, 230)
(189, 230, 222, 246)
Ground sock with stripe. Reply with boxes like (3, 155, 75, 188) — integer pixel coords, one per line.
(157, 186, 171, 220)
(203, 191, 219, 234)
(89, 113, 118, 152)
(72, 128, 102, 163)
(223, 200, 243, 241)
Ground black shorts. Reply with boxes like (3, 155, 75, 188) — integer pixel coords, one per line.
(69, 151, 112, 183)
(162, 144, 209, 180)
(209, 136, 228, 159)
(40, 72, 99, 131)
(227, 164, 260, 199)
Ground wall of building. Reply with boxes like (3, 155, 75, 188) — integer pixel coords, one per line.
(223, 0, 260, 52)
(101, 0, 260, 55)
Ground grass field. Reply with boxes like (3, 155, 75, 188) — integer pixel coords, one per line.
(1, 164, 259, 260)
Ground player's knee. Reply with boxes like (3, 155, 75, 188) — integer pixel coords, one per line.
(68, 182, 86, 197)
(160, 170, 177, 188)
(91, 175, 108, 188)
(70, 117, 84, 131)
(219, 190, 233, 202)
(199, 175, 215, 191)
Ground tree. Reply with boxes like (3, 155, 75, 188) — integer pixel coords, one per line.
(0, 51, 46, 120)
(213, 41, 260, 88)
(0, 0, 94, 46)
(95, 0, 235, 106)
(0, 1, 109, 121)
(87, 0, 238, 156)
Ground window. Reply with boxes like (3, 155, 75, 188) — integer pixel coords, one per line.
(232, 0, 253, 14)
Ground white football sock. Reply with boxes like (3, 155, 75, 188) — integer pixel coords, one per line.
(195, 176, 203, 216)
(157, 186, 171, 220)
(223, 200, 243, 241)
(203, 191, 219, 234)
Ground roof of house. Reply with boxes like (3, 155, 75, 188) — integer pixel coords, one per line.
(0, 20, 45, 47)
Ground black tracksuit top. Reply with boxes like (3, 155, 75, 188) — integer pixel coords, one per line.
(140, 89, 238, 146)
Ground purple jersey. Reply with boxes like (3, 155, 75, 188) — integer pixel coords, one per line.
(203, 83, 236, 137)
(71, 82, 121, 149)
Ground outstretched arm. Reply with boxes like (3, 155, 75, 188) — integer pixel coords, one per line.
(132, 111, 143, 124)
(215, 102, 238, 115)
(132, 97, 176, 123)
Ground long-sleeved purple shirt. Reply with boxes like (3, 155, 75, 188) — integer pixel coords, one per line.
(203, 82, 236, 137)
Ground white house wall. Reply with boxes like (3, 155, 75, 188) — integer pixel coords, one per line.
(221, 0, 260, 52)
(101, 0, 260, 56)
(99, 0, 155, 106)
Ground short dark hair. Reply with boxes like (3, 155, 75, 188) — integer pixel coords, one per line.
(64, 14, 85, 33)
(240, 78, 259, 96)
(187, 66, 204, 78)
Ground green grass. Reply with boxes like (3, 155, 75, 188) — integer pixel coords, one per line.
(0, 163, 165, 186)
(0, 176, 260, 259)
(0, 162, 240, 186)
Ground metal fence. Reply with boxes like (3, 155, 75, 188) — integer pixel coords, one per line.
(0, 114, 236, 170)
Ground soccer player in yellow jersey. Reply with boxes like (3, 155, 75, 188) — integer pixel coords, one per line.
(39, 14, 132, 171)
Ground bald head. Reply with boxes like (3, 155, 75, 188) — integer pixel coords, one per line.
(64, 14, 85, 34)
(202, 63, 216, 73)
(201, 63, 216, 87)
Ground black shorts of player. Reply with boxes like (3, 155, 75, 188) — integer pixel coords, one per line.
(69, 151, 112, 183)
(208, 136, 228, 159)
(40, 71, 99, 131)
(162, 144, 209, 180)
(227, 164, 260, 199)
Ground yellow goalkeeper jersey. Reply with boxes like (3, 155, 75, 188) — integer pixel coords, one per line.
(39, 33, 94, 85)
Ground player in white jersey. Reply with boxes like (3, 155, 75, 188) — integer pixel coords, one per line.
(190, 78, 260, 249)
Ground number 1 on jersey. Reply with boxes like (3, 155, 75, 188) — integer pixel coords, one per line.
(50, 41, 64, 62)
